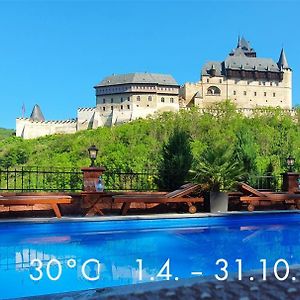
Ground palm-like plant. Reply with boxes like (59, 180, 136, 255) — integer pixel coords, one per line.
(193, 144, 245, 191)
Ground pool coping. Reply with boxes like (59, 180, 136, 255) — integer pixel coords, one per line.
(0, 209, 299, 224)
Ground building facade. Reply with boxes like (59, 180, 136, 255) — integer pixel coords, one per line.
(180, 37, 292, 109)
(78, 73, 180, 130)
(16, 73, 180, 139)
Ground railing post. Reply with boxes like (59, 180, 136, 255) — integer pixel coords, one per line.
(21, 166, 24, 192)
(6, 167, 8, 190)
(282, 172, 300, 193)
(81, 166, 106, 191)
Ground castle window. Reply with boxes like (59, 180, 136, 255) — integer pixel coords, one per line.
(170, 97, 174, 103)
(247, 81, 250, 85)
(148, 96, 152, 101)
(120, 97, 123, 102)
(161, 97, 165, 102)
(207, 86, 221, 95)
(137, 96, 141, 101)
(259, 81, 262, 85)
(207, 78, 209, 83)
(264, 92, 267, 97)
(103, 107, 106, 111)
(243, 91, 247, 96)
(111, 106, 113, 110)
(263, 82, 266, 86)
(127, 105, 130, 109)
(233, 91, 236, 95)
(270, 82, 273, 86)
(103, 98, 106, 104)
(121, 105, 123, 110)
(219, 79, 222, 83)
(254, 92, 257, 96)
(273, 92, 276, 97)
(111, 98, 113, 103)
(127, 97, 130, 101)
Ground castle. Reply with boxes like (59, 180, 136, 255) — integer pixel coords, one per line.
(16, 37, 292, 139)
(181, 37, 292, 109)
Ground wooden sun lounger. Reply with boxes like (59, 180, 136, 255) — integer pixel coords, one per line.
(113, 183, 203, 215)
(238, 182, 300, 211)
(0, 195, 72, 218)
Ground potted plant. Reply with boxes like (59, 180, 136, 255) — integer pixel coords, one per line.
(192, 144, 244, 213)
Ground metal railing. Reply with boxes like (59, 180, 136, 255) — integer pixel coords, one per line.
(0, 166, 283, 193)
(103, 171, 158, 191)
(248, 175, 283, 192)
(0, 166, 83, 192)
(0, 167, 158, 192)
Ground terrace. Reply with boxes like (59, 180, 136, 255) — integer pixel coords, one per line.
(0, 148, 300, 299)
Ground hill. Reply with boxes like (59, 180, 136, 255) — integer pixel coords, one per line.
(0, 101, 299, 179)
(0, 128, 14, 140)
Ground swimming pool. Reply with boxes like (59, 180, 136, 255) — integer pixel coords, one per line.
(1, 212, 300, 299)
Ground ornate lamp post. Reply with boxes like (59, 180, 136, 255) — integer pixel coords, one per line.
(286, 155, 295, 173)
(88, 145, 99, 167)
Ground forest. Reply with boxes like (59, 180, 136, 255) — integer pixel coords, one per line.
(0, 101, 299, 191)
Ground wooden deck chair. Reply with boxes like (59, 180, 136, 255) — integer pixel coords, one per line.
(113, 183, 203, 215)
(238, 182, 300, 211)
(0, 195, 72, 218)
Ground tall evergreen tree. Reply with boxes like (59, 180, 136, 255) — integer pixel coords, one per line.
(157, 127, 193, 190)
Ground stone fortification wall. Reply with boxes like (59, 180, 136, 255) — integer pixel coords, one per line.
(77, 107, 96, 130)
(16, 118, 77, 139)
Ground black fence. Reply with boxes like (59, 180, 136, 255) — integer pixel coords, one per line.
(0, 166, 283, 193)
(0, 167, 83, 192)
(103, 171, 158, 191)
(248, 175, 283, 192)
(0, 167, 159, 192)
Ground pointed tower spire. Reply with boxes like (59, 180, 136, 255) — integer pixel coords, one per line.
(240, 36, 251, 51)
(30, 104, 45, 122)
(237, 35, 241, 48)
(278, 48, 289, 69)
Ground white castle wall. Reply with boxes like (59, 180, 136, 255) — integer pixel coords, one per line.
(77, 107, 97, 130)
(16, 118, 77, 139)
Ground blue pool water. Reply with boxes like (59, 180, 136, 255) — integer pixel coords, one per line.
(1, 212, 300, 299)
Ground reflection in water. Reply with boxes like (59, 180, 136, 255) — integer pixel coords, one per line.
(1, 214, 300, 299)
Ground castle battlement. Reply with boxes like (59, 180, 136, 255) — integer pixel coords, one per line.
(16, 118, 76, 124)
(77, 107, 95, 112)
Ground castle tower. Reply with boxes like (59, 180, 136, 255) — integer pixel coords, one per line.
(277, 48, 292, 109)
(30, 104, 45, 122)
(278, 48, 289, 70)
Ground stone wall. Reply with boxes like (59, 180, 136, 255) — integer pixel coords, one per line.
(16, 118, 77, 139)
(77, 107, 96, 130)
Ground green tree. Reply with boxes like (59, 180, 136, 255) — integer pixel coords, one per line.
(157, 127, 193, 190)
